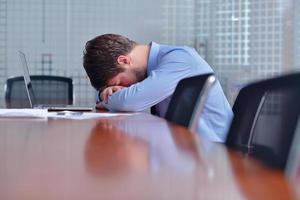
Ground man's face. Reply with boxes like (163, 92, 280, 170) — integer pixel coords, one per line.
(107, 67, 146, 87)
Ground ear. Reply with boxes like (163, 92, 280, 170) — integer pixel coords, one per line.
(117, 55, 131, 65)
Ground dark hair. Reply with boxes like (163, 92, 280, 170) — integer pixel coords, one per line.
(83, 34, 137, 90)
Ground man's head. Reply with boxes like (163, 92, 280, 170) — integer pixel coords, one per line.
(83, 34, 148, 90)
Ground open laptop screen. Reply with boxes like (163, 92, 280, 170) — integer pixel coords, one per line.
(17, 51, 93, 112)
(18, 51, 36, 108)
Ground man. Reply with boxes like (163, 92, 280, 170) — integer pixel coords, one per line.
(83, 34, 233, 142)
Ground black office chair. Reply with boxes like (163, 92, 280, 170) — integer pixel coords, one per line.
(165, 73, 216, 132)
(226, 73, 300, 169)
(5, 75, 73, 108)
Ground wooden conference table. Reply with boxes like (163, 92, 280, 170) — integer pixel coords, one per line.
(0, 112, 299, 200)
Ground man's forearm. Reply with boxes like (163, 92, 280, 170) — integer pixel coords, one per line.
(102, 88, 146, 111)
(103, 83, 171, 112)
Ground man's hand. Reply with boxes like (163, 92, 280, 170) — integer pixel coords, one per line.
(95, 101, 107, 110)
(100, 86, 125, 103)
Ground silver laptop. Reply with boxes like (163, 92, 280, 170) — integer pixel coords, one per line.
(18, 51, 93, 112)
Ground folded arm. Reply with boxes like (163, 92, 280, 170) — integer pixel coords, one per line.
(102, 62, 192, 112)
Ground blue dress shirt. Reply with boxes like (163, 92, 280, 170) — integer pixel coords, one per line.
(103, 42, 233, 142)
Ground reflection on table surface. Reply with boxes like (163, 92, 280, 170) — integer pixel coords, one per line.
(0, 113, 298, 199)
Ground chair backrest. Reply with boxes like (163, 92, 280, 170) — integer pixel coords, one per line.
(5, 75, 73, 108)
(285, 119, 300, 178)
(165, 73, 216, 132)
(226, 73, 300, 169)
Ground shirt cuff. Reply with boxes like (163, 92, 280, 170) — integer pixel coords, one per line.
(96, 90, 102, 103)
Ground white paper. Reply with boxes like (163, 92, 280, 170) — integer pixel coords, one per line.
(0, 109, 48, 118)
(0, 109, 135, 120)
(47, 111, 135, 120)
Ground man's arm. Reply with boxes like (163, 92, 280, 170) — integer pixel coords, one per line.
(102, 62, 192, 112)
(96, 86, 125, 110)
(100, 86, 125, 103)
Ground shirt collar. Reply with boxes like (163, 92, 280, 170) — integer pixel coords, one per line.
(147, 42, 160, 75)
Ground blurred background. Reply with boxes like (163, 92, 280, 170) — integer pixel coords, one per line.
(0, 0, 299, 107)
